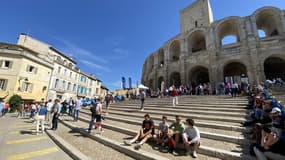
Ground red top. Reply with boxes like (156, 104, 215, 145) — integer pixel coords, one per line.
(172, 89, 178, 97)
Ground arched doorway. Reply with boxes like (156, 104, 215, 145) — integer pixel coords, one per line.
(169, 40, 181, 62)
(188, 30, 206, 53)
(169, 72, 181, 87)
(223, 62, 247, 84)
(158, 76, 164, 90)
(189, 66, 209, 84)
(264, 57, 285, 80)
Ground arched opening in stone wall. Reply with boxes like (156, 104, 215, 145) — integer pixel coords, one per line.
(264, 57, 285, 80)
(223, 62, 247, 84)
(221, 35, 238, 45)
(158, 76, 164, 90)
(158, 49, 165, 67)
(148, 79, 154, 90)
(218, 19, 240, 46)
(256, 9, 281, 38)
(188, 30, 206, 53)
(169, 72, 181, 87)
(148, 56, 154, 70)
(169, 40, 181, 62)
(189, 66, 209, 85)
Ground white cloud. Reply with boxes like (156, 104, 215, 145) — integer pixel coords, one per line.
(53, 37, 108, 64)
(108, 48, 130, 60)
(78, 59, 111, 72)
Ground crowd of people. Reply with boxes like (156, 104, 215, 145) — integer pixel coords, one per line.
(241, 82, 285, 159)
(124, 114, 201, 158)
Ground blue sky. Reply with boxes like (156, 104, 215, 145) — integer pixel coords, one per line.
(0, 0, 284, 91)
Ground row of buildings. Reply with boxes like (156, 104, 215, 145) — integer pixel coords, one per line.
(0, 34, 108, 103)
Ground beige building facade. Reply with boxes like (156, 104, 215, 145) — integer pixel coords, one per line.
(142, 0, 285, 90)
(0, 43, 53, 102)
(17, 34, 104, 101)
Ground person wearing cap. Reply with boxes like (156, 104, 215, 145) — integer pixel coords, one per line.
(155, 115, 169, 148)
(270, 107, 285, 141)
(253, 126, 285, 160)
(182, 118, 200, 158)
(124, 114, 155, 150)
(168, 115, 185, 155)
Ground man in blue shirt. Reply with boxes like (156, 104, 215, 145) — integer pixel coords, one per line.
(0, 99, 4, 117)
(36, 104, 48, 134)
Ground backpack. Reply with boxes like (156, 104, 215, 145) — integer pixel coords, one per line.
(90, 103, 97, 114)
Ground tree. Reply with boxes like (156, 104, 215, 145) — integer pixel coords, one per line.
(8, 94, 22, 112)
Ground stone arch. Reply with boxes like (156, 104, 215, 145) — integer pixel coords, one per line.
(169, 40, 181, 62)
(254, 7, 282, 37)
(148, 79, 154, 90)
(217, 17, 241, 45)
(158, 76, 165, 90)
(187, 30, 206, 53)
(223, 62, 247, 83)
(169, 72, 181, 87)
(264, 57, 285, 80)
(189, 66, 209, 84)
(158, 49, 165, 67)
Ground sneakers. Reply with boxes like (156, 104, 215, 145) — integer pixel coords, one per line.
(192, 151, 198, 158)
(134, 144, 141, 150)
(140, 108, 144, 111)
(172, 150, 179, 156)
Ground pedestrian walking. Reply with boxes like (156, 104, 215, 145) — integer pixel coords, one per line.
(51, 99, 61, 130)
(46, 99, 53, 125)
(73, 97, 82, 121)
(95, 99, 103, 133)
(172, 86, 179, 107)
(0, 99, 4, 117)
(87, 99, 97, 133)
(36, 104, 48, 134)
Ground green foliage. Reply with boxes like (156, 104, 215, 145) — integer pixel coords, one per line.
(8, 94, 22, 112)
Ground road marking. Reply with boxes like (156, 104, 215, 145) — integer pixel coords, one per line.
(6, 136, 48, 144)
(7, 147, 58, 160)
(9, 131, 19, 134)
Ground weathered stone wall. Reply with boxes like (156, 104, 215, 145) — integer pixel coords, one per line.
(142, 2, 285, 90)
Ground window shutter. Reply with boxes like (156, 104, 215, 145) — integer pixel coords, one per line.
(8, 61, 13, 68)
(34, 68, 38, 74)
(3, 80, 8, 90)
(21, 82, 25, 92)
(26, 65, 30, 72)
(0, 60, 3, 68)
(29, 84, 34, 93)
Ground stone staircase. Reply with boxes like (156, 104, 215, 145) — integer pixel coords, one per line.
(59, 95, 255, 160)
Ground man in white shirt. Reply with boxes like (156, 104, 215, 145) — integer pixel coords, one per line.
(73, 97, 82, 121)
(182, 118, 200, 158)
(46, 99, 53, 123)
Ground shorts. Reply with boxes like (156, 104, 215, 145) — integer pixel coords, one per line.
(96, 114, 102, 122)
(187, 137, 200, 146)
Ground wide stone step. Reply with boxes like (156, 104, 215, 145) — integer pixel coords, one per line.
(109, 105, 248, 117)
(80, 112, 249, 145)
(81, 108, 245, 131)
(111, 104, 248, 113)
(97, 107, 247, 123)
(118, 101, 247, 106)
(59, 119, 170, 160)
(73, 115, 252, 160)
(53, 122, 134, 160)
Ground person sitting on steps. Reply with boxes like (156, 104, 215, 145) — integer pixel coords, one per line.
(124, 113, 155, 150)
(182, 118, 201, 158)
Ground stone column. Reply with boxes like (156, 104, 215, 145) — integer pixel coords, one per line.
(180, 38, 187, 85)
(281, 12, 285, 34)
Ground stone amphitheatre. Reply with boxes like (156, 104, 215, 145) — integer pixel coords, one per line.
(141, 0, 285, 90)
